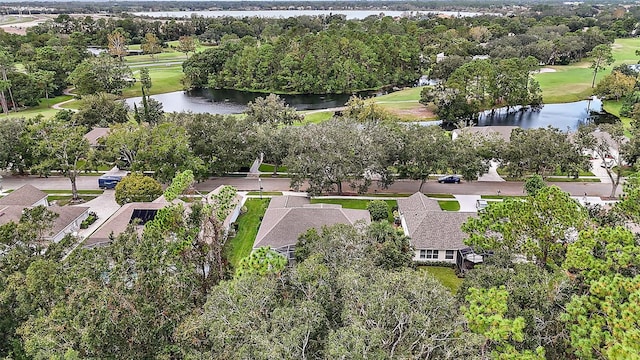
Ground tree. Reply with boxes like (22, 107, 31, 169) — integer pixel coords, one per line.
(177, 35, 197, 59)
(134, 122, 204, 183)
(366, 200, 389, 222)
(524, 174, 546, 196)
(31, 118, 90, 201)
(463, 286, 546, 359)
(254, 124, 293, 176)
(616, 172, 640, 224)
(141, 32, 162, 61)
(594, 71, 636, 100)
(0, 48, 17, 113)
(114, 173, 163, 205)
(0, 117, 31, 173)
(244, 93, 302, 126)
(30, 70, 56, 104)
(107, 29, 128, 61)
(235, 247, 287, 278)
(342, 95, 392, 123)
(588, 44, 614, 88)
(561, 275, 640, 359)
(575, 123, 627, 198)
(73, 92, 130, 126)
(449, 130, 502, 181)
(182, 113, 256, 176)
(463, 186, 590, 269)
(564, 227, 640, 284)
(285, 119, 372, 195)
(504, 127, 587, 179)
(400, 124, 451, 191)
(365, 221, 414, 270)
(101, 122, 148, 170)
(67, 54, 133, 95)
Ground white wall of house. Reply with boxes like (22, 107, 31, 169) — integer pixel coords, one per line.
(34, 198, 49, 207)
(49, 211, 89, 243)
(413, 249, 457, 263)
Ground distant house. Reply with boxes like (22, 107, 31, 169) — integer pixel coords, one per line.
(0, 185, 89, 243)
(397, 192, 481, 271)
(436, 52, 446, 63)
(84, 127, 110, 148)
(253, 196, 371, 261)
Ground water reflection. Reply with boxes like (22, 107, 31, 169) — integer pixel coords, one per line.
(473, 98, 618, 130)
(125, 88, 378, 114)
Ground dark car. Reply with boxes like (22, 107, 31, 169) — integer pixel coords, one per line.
(438, 175, 461, 184)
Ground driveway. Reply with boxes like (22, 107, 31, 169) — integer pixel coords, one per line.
(478, 161, 505, 182)
(454, 195, 482, 212)
(73, 190, 120, 239)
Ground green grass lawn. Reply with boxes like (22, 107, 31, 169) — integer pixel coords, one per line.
(603, 99, 633, 135)
(301, 111, 334, 125)
(44, 189, 104, 195)
(425, 193, 456, 199)
(419, 266, 462, 293)
(374, 86, 423, 102)
(224, 198, 270, 269)
(258, 163, 288, 173)
(121, 65, 184, 97)
(246, 191, 283, 196)
(437, 200, 460, 211)
(547, 177, 601, 182)
(481, 195, 526, 199)
(310, 198, 397, 222)
(47, 195, 98, 206)
(4, 95, 73, 120)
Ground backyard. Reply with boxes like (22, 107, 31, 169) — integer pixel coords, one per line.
(223, 198, 270, 269)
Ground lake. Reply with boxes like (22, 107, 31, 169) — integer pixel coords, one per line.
(132, 10, 499, 20)
(126, 90, 618, 130)
(474, 98, 618, 130)
(125, 88, 377, 114)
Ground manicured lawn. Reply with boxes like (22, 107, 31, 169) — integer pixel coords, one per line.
(366, 193, 413, 198)
(438, 200, 460, 211)
(259, 163, 288, 173)
(246, 191, 283, 196)
(481, 195, 526, 199)
(419, 266, 462, 293)
(497, 166, 595, 177)
(603, 99, 633, 135)
(310, 198, 397, 222)
(224, 198, 270, 269)
(374, 86, 423, 102)
(301, 111, 334, 125)
(44, 190, 104, 195)
(4, 95, 73, 120)
(547, 177, 601, 182)
(121, 65, 184, 97)
(47, 195, 98, 206)
(425, 193, 455, 199)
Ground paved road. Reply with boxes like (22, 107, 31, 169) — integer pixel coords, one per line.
(1, 174, 622, 197)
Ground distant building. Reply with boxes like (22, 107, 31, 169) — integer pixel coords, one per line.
(84, 127, 110, 148)
(452, 126, 518, 143)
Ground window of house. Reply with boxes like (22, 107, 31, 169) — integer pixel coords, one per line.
(419, 249, 426, 259)
(426, 250, 439, 259)
(445, 250, 455, 260)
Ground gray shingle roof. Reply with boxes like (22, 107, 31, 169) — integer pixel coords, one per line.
(254, 196, 371, 249)
(453, 126, 517, 142)
(398, 192, 475, 250)
(84, 127, 110, 147)
(49, 206, 89, 237)
(0, 185, 47, 206)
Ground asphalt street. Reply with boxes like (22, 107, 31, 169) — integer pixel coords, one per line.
(1, 174, 620, 197)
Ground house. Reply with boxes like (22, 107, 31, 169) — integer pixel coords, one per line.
(0, 184, 48, 207)
(397, 192, 481, 270)
(0, 184, 89, 243)
(85, 201, 168, 247)
(253, 196, 371, 261)
(84, 127, 110, 148)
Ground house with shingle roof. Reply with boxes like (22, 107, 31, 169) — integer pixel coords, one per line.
(0, 185, 89, 243)
(452, 126, 517, 143)
(398, 192, 478, 267)
(84, 127, 110, 148)
(253, 196, 371, 261)
(0, 184, 48, 207)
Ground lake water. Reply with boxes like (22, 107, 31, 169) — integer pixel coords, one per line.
(125, 88, 376, 114)
(126, 91, 618, 130)
(132, 10, 499, 20)
(474, 98, 618, 130)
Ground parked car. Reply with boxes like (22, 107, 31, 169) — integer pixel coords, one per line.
(98, 175, 123, 189)
(476, 199, 488, 211)
(438, 175, 461, 184)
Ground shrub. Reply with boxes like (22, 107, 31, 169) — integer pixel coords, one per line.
(115, 173, 163, 205)
(367, 200, 389, 222)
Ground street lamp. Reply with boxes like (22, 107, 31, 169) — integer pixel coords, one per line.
(258, 178, 263, 199)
